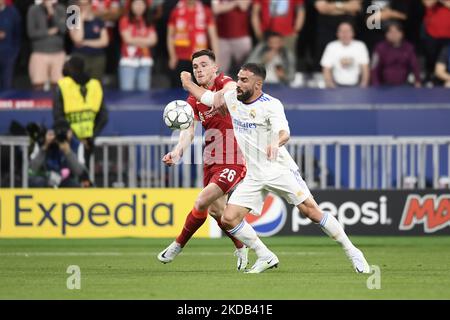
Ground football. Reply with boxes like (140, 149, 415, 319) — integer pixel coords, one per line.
(163, 100, 194, 130)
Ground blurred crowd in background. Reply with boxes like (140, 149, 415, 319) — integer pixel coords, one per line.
(1, 0, 450, 92)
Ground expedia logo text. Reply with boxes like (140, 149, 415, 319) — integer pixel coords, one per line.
(400, 194, 450, 233)
(13, 194, 173, 236)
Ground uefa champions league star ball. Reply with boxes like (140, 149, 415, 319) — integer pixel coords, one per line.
(163, 100, 194, 130)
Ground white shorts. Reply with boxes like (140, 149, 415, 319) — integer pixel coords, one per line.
(228, 169, 311, 215)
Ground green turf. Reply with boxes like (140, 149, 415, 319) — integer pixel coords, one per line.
(0, 236, 449, 299)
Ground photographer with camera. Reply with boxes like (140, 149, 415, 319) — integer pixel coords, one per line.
(53, 56, 108, 167)
(29, 120, 91, 188)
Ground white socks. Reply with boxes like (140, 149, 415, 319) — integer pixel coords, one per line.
(229, 220, 272, 258)
(319, 212, 355, 252)
(227, 213, 355, 259)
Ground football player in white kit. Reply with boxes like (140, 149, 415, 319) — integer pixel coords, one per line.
(180, 63, 370, 274)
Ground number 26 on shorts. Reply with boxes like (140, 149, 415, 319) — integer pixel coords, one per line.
(220, 168, 236, 182)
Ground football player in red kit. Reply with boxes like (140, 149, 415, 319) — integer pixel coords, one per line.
(157, 49, 248, 270)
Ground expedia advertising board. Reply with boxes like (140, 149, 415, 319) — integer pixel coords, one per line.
(0, 189, 210, 238)
(246, 191, 450, 236)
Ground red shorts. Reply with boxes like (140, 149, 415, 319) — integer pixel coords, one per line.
(204, 164, 246, 194)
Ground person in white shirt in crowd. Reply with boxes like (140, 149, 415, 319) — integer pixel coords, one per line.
(321, 21, 370, 88)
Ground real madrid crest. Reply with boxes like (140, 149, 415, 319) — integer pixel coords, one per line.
(231, 104, 237, 112)
(249, 109, 256, 119)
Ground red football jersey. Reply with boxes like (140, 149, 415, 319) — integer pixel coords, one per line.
(168, 0, 215, 61)
(187, 73, 244, 169)
(255, 0, 303, 37)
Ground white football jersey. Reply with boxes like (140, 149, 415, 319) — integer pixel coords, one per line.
(224, 90, 299, 179)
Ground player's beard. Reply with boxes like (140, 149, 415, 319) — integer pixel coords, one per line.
(236, 87, 252, 102)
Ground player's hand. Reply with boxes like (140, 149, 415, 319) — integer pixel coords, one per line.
(180, 71, 193, 90)
(266, 144, 279, 161)
(213, 91, 228, 116)
(162, 151, 181, 166)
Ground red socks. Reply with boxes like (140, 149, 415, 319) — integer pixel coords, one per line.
(176, 207, 244, 249)
(176, 208, 208, 247)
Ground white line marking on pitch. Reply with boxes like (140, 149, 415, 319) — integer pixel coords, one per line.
(0, 251, 324, 257)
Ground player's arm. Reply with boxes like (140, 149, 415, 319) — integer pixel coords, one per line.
(162, 120, 196, 166)
(267, 130, 290, 161)
(266, 100, 291, 160)
(180, 71, 236, 110)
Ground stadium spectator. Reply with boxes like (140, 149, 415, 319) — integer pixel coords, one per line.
(371, 22, 421, 87)
(119, 0, 158, 91)
(321, 21, 370, 88)
(0, 0, 21, 90)
(69, 0, 109, 81)
(421, 0, 450, 84)
(362, 0, 409, 52)
(435, 44, 450, 87)
(246, 32, 296, 85)
(212, 0, 252, 76)
(92, 0, 122, 25)
(28, 120, 91, 188)
(91, 0, 124, 82)
(27, 0, 67, 91)
(167, 0, 219, 87)
(314, 0, 362, 70)
(53, 57, 108, 167)
(251, 0, 305, 66)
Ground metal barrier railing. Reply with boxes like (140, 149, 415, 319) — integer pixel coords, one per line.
(1, 135, 450, 189)
(0, 136, 29, 188)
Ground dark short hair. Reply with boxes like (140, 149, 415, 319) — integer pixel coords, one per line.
(240, 63, 266, 80)
(192, 49, 216, 62)
(264, 31, 282, 41)
(386, 21, 404, 33)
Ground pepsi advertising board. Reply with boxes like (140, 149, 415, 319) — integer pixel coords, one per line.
(246, 191, 450, 236)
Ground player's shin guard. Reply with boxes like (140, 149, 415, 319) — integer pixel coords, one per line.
(212, 216, 244, 249)
(228, 220, 271, 258)
(318, 212, 355, 251)
(176, 208, 208, 248)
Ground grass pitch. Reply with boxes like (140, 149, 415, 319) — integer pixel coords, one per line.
(0, 236, 449, 300)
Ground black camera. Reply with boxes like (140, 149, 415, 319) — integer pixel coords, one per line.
(53, 120, 71, 143)
(26, 122, 47, 147)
